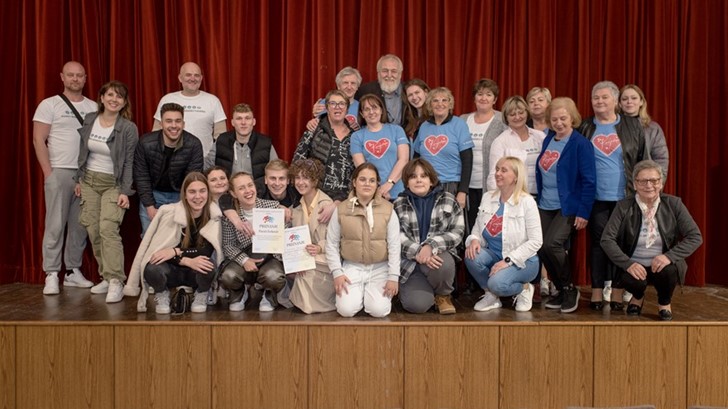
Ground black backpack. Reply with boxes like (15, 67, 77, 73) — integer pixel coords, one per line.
(170, 286, 194, 314)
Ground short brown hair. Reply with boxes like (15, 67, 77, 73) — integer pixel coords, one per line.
(289, 158, 325, 185)
(472, 78, 500, 99)
(232, 103, 254, 116)
(401, 158, 439, 190)
(358, 94, 389, 124)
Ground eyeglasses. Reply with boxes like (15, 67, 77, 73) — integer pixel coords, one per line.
(362, 106, 381, 113)
(635, 178, 662, 187)
(431, 98, 450, 105)
(327, 101, 347, 109)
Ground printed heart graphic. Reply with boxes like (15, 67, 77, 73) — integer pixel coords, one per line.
(485, 214, 503, 237)
(593, 133, 621, 156)
(424, 134, 449, 155)
(539, 150, 559, 172)
(345, 114, 358, 126)
(364, 138, 391, 159)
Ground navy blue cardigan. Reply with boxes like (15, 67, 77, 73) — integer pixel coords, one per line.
(535, 129, 597, 219)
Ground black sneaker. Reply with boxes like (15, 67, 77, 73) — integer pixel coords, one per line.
(544, 292, 564, 309)
(560, 286, 580, 313)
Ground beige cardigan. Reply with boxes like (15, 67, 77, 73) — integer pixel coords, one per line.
(291, 190, 333, 273)
(123, 201, 223, 312)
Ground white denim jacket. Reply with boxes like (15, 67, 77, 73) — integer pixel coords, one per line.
(465, 190, 543, 268)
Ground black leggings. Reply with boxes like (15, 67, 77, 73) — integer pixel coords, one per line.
(144, 261, 215, 293)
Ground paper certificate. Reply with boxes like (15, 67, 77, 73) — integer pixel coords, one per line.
(282, 225, 317, 274)
(252, 208, 285, 254)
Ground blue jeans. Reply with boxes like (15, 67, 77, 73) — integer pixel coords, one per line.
(139, 190, 180, 237)
(464, 248, 539, 297)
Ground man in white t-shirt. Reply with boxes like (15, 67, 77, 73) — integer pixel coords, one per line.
(152, 62, 227, 156)
(32, 61, 98, 295)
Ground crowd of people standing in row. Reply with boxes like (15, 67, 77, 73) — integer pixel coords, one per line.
(33, 55, 702, 321)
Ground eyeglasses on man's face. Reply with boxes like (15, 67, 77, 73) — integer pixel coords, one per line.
(635, 178, 662, 187)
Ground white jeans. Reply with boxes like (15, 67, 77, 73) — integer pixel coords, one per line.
(336, 261, 392, 318)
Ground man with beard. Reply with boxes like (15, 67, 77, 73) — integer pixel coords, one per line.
(33, 61, 98, 294)
(134, 103, 204, 236)
(152, 62, 227, 157)
(355, 54, 413, 130)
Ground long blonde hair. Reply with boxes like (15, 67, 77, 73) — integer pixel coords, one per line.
(492, 156, 529, 205)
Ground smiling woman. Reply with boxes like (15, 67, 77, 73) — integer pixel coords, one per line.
(75, 80, 139, 304)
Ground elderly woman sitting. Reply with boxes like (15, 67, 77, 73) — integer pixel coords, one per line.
(601, 160, 702, 320)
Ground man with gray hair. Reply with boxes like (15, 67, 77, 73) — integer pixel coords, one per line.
(308, 66, 363, 131)
(355, 54, 412, 130)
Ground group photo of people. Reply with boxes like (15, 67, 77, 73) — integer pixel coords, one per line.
(32, 54, 703, 321)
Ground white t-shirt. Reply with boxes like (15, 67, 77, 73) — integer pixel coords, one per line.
(466, 115, 493, 189)
(32, 95, 98, 169)
(86, 118, 115, 175)
(487, 127, 546, 194)
(153, 91, 227, 156)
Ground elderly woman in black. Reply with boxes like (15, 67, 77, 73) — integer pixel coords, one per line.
(600, 160, 702, 320)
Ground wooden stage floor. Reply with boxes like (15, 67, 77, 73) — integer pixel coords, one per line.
(3, 283, 728, 409)
(1, 282, 727, 323)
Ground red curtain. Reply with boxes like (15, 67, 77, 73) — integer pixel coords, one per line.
(3, 0, 725, 286)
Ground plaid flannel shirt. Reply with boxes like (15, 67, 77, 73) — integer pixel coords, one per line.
(393, 190, 464, 283)
(221, 197, 283, 266)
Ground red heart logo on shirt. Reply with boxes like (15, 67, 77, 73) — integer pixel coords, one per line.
(424, 134, 449, 155)
(593, 133, 621, 156)
(485, 214, 503, 237)
(345, 114, 358, 126)
(364, 138, 391, 159)
(539, 150, 559, 172)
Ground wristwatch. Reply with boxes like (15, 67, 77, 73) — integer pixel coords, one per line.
(504, 256, 513, 266)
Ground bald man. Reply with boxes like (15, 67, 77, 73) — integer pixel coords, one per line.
(152, 62, 227, 156)
(33, 61, 97, 294)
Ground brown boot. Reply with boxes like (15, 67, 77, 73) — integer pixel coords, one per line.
(435, 295, 456, 315)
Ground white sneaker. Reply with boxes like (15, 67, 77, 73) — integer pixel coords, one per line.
(229, 286, 249, 312)
(623, 290, 633, 303)
(90, 280, 109, 294)
(474, 291, 502, 312)
(259, 290, 275, 312)
(191, 292, 207, 313)
(154, 290, 171, 314)
(43, 272, 60, 295)
(603, 281, 612, 302)
(515, 283, 534, 312)
(105, 279, 124, 303)
(539, 278, 551, 296)
(63, 269, 94, 288)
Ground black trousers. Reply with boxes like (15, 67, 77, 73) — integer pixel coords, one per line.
(144, 261, 215, 293)
(614, 264, 678, 306)
(538, 209, 575, 289)
(588, 200, 617, 288)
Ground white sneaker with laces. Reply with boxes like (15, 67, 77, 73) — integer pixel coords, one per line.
(90, 280, 109, 294)
(603, 280, 612, 302)
(515, 283, 534, 312)
(64, 269, 94, 288)
(191, 292, 208, 313)
(105, 279, 124, 303)
(259, 290, 275, 312)
(539, 278, 551, 296)
(43, 272, 60, 295)
(474, 291, 502, 312)
(154, 290, 171, 314)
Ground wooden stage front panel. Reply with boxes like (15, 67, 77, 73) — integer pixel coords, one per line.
(3, 323, 728, 409)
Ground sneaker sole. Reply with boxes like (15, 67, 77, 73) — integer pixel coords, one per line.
(43, 288, 60, 295)
(64, 281, 93, 288)
(474, 302, 502, 312)
(155, 308, 171, 314)
(560, 290, 580, 313)
(90, 287, 109, 294)
(544, 302, 562, 309)
(191, 306, 207, 313)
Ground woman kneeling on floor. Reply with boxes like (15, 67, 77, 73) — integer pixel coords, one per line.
(326, 163, 401, 317)
(130, 172, 222, 313)
(464, 156, 543, 312)
(393, 158, 464, 314)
